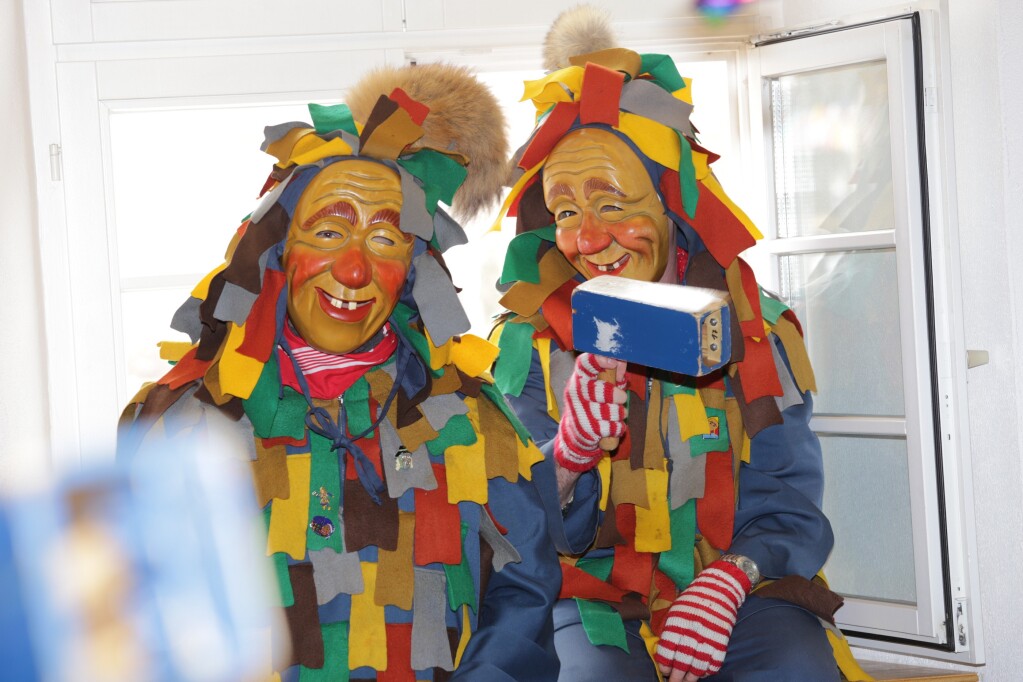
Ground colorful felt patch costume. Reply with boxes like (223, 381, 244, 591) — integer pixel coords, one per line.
(118, 70, 563, 682)
(491, 39, 861, 680)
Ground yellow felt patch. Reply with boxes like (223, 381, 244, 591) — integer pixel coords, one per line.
(445, 398, 488, 504)
(454, 604, 473, 668)
(597, 456, 611, 511)
(349, 562, 387, 671)
(635, 463, 671, 553)
(522, 66, 584, 109)
(158, 340, 193, 362)
(289, 137, 354, 168)
(617, 112, 680, 171)
(701, 172, 763, 240)
(674, 77, 694, 105)
(491, 162, 543, 232)
(516, 437, 544, 481)
(536, 338, 560, 422)
(639, 621, 664, 681)
(426, 331, 500, 378)
(266, 454, 310, 560)
(190, 262, 227, 299)
(674, 392, 710, 440)
(218, 322, 263, 400)
(265, 126, 315, 165)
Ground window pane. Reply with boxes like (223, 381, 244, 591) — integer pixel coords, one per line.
(821, 434, 916, 604)
(110, 103, 311, 281)
(780, 249, 905, 416)
(770, 61, 894, 238)
(121, 287, 193, 397)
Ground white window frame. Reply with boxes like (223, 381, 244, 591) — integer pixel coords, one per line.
(746, 8, 983, 663)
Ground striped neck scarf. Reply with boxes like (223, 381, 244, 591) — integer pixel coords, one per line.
(278, 321, 397, 399)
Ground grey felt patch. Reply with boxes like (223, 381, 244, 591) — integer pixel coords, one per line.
(379, 417, 438, 498)
(261, 121, 309, 152)
(620, 80, 695, 138)
(310, 547, 364, 605)
(412, 254, 471, 345)
(399, 170, 434, 241)
(411, 568, 455, 671)
(479, 508, 521, 572)
(418, 392, 469, 432)
(667, 404, 706, 509)
(549, 348, 577, 421)
(170, 296, 203, 342)
(213, 281, 259, 326)
(771, 335, 804, 413)
(250, 172, 294, 224)
(432, 208, 468, 253)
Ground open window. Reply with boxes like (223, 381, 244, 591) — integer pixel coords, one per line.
(747, 12, 982, 661)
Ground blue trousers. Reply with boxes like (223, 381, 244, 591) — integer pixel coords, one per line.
(552, 596, 840, 681)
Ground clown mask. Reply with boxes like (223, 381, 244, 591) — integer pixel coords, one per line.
(282, 159, 414, 355)
(543, 128, 672, 284)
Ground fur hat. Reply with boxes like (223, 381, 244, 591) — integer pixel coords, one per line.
(346, 63, 508, 222)
(542, 4, 618, 71)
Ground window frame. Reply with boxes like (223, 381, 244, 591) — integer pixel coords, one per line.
(747, 10, 983, 663)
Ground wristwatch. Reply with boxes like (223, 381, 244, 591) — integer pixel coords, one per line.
(719, 553, 760, 588)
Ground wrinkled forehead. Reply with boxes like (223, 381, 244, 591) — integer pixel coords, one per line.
(542, 127, 656, 195)
(297, 158, 403, 211)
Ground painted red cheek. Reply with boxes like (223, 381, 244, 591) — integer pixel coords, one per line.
(286, 248, 333, 290)
(374, 260, 409, 302)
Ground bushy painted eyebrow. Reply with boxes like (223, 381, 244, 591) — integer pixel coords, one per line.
(546, 182, 575, 201)
(369, 209, 401, 228)
(302, 201, 357, 230)
(583, 178, 625, 198)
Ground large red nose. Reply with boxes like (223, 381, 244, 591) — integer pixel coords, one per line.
(331, 245, 372, 289)
(576, 211, 614, 255)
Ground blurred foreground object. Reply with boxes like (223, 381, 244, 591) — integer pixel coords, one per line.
(697, 0, 757, 20)
(0, 439, 283, 682)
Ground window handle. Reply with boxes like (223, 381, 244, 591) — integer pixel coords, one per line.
(966, 350, 989, 369)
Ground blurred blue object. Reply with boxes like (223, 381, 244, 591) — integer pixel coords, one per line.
(0, 439, 280, 682)
(0, 503, 39, 681)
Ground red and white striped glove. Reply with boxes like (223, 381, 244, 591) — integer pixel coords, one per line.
(655, 559, 752, 680)
(553, 353, 628, 472)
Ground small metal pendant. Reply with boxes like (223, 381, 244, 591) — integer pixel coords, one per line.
(395, 445, 414, 471)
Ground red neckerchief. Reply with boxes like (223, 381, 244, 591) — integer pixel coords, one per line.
(278, 322, 397, 399)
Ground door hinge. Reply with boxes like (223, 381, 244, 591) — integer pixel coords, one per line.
(924, 86, 938, 113)
(954, 598, 969, 647)
(49, 143, 63, 182)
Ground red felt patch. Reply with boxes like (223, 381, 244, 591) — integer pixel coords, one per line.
(414, 464, 462, 566)
(560, 563, 629, 601)
(695, 449, 734, 551)
(539, 279, 579, 350)
(519, 101, 580, 170)
(736, 258, 764, 340)
(609, 505, 655, 595)
(579, 63, 624, 126)
(736, 337, 783, 402)
(659, 170, 755, 268)
(158, 347, 210, 390)
(377, 623, 415, 682)
(388, 87, 429, 126)
(237, 269, 286, 361)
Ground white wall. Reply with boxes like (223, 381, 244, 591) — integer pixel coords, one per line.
(1, 0, 51, 495)
(777, 2, 1023, 679)
(8, 0, 1021, 677)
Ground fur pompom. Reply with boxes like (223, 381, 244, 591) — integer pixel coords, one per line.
(542, 4, 617, 72)
(346, 63, 508, 222)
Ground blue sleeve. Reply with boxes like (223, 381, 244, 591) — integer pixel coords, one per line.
(502, 348, 601, 555)
(729, 336, 834, 580)
(451, 476, 561, 681)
